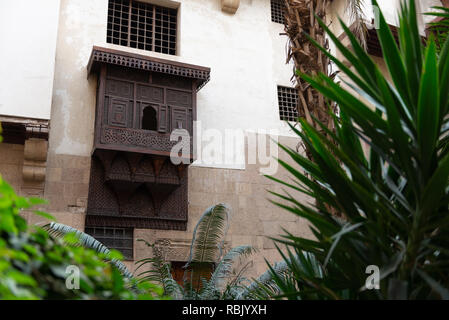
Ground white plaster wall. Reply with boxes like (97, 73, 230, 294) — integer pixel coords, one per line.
(364, 0, 443, 30)
(0, 0, 60, 120)
(328, 0, 443, 36)
(328, 0, 403, 33)
(327, 0, 442, 89)
(49, 0, 296, 169)
(417, 0, 444, 25)
(49, 0, 441, 166)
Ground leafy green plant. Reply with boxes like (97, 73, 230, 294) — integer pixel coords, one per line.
(256, 0, 449, 299)
(0, 174, 164, 300)
(238, 251, 324, 300)
(44, 222, 133, 278)
(135, 204, 256, 300)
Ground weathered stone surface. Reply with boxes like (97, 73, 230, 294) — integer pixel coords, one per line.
(3, 135, 314, 278)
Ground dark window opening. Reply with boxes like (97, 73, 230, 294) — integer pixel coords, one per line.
(271, 0, 286, 24)
(170, 261, 215, 289)
(278, 85, 299, 122)
(107, 0, 177, 55)
(85, 227, 134, 260)
(0, 122, 49, 145)
(142, 107, 158, 131)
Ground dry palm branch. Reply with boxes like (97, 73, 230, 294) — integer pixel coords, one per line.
(281, 0, 366, 217)
(282, 0, 366, 146)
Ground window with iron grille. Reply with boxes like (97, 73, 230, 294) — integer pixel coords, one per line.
(107, 0, 177, 55)
(271, 0, 286, 24)
(278, 86, 299, 122)
(85, 227, 134, 260)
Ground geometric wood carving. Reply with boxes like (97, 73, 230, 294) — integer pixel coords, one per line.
(87, 46, 211, 90)
(171, 107, 188, 131)
(93, 58, 197, 158)
(167, 89, 192, 108)
(108, 98, 129, 127)
(86, 150, 188, 231)
(86, 46, 210, 232)
(158, 105, 168, 133)
(137, 85, 164, 103)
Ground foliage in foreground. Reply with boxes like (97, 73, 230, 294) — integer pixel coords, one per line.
(0, 175, 164, 300)
(427, 6, 449, 52)
(44, 222, 133, 278)
(135, 204, 256, 300)
(257, 0, 449, 299)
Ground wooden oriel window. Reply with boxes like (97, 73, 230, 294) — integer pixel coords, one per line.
(86, 46, 210, 232)
(271, 0, 286, 24)
(277, 85, 299, 122)
(107, 0, 177, 55)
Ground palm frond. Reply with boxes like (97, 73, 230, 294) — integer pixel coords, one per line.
(185, 203, 231, 266)
(263, 0, 449, 299)
(425, 6, 449, 51)
(43, 222, 133, 278)
(200, 245, 256, 299)
(134, 240, 184, 298)
(238, 248, 323, 300)
(237, 260, 290, 300)
(346, 0, 368, 50)
(212, 245, 256, 285)
(134, 204, 256, 300)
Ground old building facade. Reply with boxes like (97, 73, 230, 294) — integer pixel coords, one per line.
(0, 0, 446, 276)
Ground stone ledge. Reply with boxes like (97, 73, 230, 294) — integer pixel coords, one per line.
(221, 0, 240, 14)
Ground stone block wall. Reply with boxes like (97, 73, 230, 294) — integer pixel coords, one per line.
(0, 143, 25, 192)
(132, 134, 313, 277)
(0, 134, 313, 279)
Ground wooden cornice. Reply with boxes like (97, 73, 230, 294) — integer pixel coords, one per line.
(87, 46, 211, 90)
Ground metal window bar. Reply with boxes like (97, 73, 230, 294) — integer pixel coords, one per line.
(271, 0, 286, 24)
(277, 86, 299, 122)
(85, 227, 134, 260)
(107, 0, 177, 55)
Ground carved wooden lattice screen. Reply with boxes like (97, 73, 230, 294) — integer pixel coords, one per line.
(86, 64, 192, 231)
(107, 0, 177, 55)
(85, 47, 210, 233)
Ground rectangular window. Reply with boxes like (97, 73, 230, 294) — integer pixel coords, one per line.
(85, 227, 134, 260)
(107, 0, 177, 55)
(277, 86, 299, 122)
(271, 0, 286, 24)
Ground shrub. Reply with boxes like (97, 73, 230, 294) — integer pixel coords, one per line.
(0, 175, 164, 300)
(255, 0, 449, 299)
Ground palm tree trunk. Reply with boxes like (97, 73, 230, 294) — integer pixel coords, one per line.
(283, 0, 344, 217)
(284, 0, 334, 147)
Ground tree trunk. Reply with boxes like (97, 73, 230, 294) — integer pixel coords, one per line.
(284, 0, 335, 142)
(283, 0, 339, 215)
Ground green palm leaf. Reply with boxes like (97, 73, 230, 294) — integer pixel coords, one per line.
(186, 203, 230, 266)
(200, 245, 256, 299)
(263, 0, 449, 299)
(44, 222, 133, 278)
